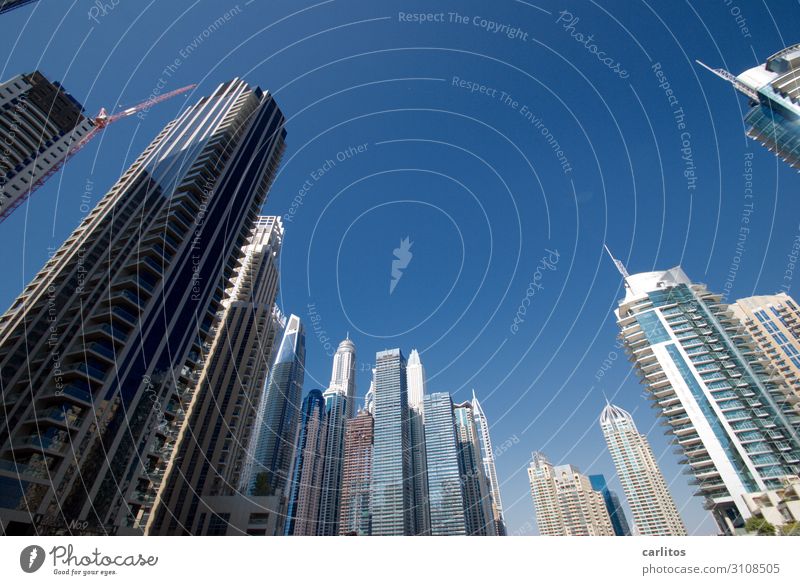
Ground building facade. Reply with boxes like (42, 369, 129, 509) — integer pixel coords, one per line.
(317, 337, 356, 535)
(471, 390, 507, 536)
(588, 474, 632, 536)
(319, 389, 346, 535)
(453, 401, 495, 536)
(0, 71, 94, 221)
(339, 409, 373, 535)
(614, 266, 800, 533)
(423, 392, 466, 536)
(285, 389, 327, 536)
(0, 78, 286, 535)
(528, 452, 615, 536)
(246, 314, 306, 498)
(599, 403, 686, 536)
(730, 293, 800, 399)
(406, 348, 430, 535)
(149, 216, 284, 535)
(371, 349, 412, 535)
(715, 45, 800, 170)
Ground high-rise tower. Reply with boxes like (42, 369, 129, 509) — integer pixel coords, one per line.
(246, 314, 306, 497)
(370, 348, 412, 535)
(317, 337, 356, 535)
(149, 216, 284, 535)
(453, 401, 495, 536)
(599, 403, 687, 536)
(423, 392, 466, 536)
(700, 45, 800, 170)
(471, 390, 507, 536)
(318, 389, 346, 536)
(0, 78, 286, 535)
(284, 389, 327, 536)
(612, 263, 800, 533)
(330, 336, 357, 418)
(339, 409, 374, 535)
(406, 349, 430, 535)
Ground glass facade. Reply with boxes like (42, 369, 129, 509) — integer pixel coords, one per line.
(424, 392, 466, 536)
(0, 79, 286, 535)
(285, 389, 327, 536)
(588, 474, 631, 536)
(370, 349, 412, 535)
(617, 268, 800, 533)
(454, 402, 495, 536)
(318, 389, 346, 535)
(247, 314, 306, 497)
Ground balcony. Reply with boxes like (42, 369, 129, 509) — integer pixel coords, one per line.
(83, 322, 129, 346)
(26, 407, 83, 430)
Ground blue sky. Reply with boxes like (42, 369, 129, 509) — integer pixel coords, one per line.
(2, 0, 800, 535)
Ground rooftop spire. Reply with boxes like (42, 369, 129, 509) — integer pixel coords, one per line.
(604, 244, 630, 279)
(695, 59, 759, 100)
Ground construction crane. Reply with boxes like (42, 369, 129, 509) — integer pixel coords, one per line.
(0, 83, 196, 223)
(696, 60, 759, 101)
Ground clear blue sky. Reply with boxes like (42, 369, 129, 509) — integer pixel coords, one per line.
(2, 0, 799, 535)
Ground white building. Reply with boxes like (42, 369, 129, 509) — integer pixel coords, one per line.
(600, 402, 686, 535)
(612, 263, 800, 534)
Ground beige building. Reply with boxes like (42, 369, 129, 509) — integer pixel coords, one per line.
(741, 476, 800, 534)
(730, 293, 800, 400)
(600, 403, 687, 536)
(528, 452, 615, 536)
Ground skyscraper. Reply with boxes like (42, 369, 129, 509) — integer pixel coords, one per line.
(285, 389, 327, 536)
(0, 78, 286, 535)
(317, 337, 356, 535)
(406, 349, 430, 535)
(247, 314, 306, 497)
(339, 409, 373, 536)
(423, 392, 466, 536)
(599, 403, 686, 536)
(588, 474, 632, 536)
(701, 45, 800, 170)
(318, 389, 346, 535)
(453, 401, 495, 536)
(371, 348, 412, 535)
(730, 293, 800, 398)
(471, 390, 507, 536)
(330, 336, 357, 418)
(149, 216, 284, 535)
(0, 72, 94, 220)
(527, 452, 615, 536)
(612, 263, 800, 533)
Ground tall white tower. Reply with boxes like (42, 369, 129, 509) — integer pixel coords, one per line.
(599, 402, 687, 536)
(329, 335, 357, 418)
(471, 390, 507, 535)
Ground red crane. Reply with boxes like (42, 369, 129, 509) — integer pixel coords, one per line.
(0, 83, 197, 223)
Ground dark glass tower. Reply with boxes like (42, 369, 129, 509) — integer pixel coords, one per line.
(284, 389, 327, 536)
(588, 474, 632, 536)
(0, 78, 286, 535)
